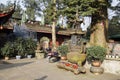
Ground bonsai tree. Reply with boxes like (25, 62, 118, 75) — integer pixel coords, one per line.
(1, 41, 13, 58)
(58, 45, 69, 57)
(86, 46, 106, 63)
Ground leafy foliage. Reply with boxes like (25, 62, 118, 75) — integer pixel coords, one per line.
(13, 37, 37, 56)
(43, 0, 58, 24)
(22, 0, 42, 21)
(108, 16, 120, 36)
(86, 46, 106, 62)
(12, 1, 22, 19)
(108, 2, 120, 36)
(14, 37, 25, 56)
(24, 38, 37, 55)
(1, 41, 14, 57)
(58, 45, 69, 56)
(59, 0, 110, 23)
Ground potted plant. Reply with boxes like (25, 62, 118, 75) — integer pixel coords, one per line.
(25, 38, 37, 59)
(1, 42, 13, 60)
(86, 46, 106, 67)
(58, 45, 69, 60)
(14, 37, 25, 59)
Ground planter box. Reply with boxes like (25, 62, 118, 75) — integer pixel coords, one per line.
(27, 55, 32, 59)
(16, 55, 21, 60)
(35, 50, 44, 59)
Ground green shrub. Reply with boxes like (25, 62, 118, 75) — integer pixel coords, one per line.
(58, 45, 69, 56)
(14, 37, 25, 56)
(24, 38, 37, 55)
(14, 37, 37, 57)
(86, 46, 106, 62)
(1, 41, 14, 57)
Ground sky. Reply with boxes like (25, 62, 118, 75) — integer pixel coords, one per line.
(0, 0, 15, 4)
(0, 0, 119, 31)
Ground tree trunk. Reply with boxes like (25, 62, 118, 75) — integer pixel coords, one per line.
(90, 0, 108, 48)
(52, 0, 57, 51)
(90, 22, 107, 47)
(52, 21, 56, 51)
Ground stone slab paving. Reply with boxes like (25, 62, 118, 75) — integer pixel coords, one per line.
(0, 58, 120, 80)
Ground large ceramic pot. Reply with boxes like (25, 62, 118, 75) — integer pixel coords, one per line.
(92, 61, 101, 67)
(61, 56, 67, 60)
(67, 52, 86, 66)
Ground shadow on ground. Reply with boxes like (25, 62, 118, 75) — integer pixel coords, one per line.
(0, 61, 34, 70)
(35, 75, 48, 80)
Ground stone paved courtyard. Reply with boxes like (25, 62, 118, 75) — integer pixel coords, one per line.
(0, 58, 120, 80)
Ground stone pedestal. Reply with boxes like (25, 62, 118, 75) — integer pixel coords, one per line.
(35, 50, 44, 59)
(90, 66, 104, 75)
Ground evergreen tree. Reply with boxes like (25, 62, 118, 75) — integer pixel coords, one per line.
(108, 2, 120, 36)
(42, 0, 58, 50)
(44, 0, 111, 47)
(108, 16, 120, 36)
(22, 0, 41, 21)
(12, 1, 22, 19)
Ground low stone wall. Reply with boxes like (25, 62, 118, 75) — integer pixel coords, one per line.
(101, 60, 120, 75)
(85, 60, 120, 75)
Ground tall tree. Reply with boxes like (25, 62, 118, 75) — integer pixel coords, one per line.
(52, 0, 57, 51)
(12, 1, 22, 19)
(59, 0, 111, 47)
(108, 16, 120, 36)
(43, 0, 58, 51)
(89, 0, 109, 47)
(58, 0, 84, 29)
(108, 1, 120, 36)
(22, 0, 41, 21)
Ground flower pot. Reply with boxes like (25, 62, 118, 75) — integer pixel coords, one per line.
(27, 55, 32, 59)
(92, 61, 101, 67)
(61, 56, 67, 60)
(16, 55, 21, 60)
(5, 56, 9, 60)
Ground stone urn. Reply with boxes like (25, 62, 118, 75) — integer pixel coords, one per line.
(35, 50, 44, 59)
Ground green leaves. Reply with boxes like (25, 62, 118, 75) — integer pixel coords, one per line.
(1, 42, 13, 57)
(58, 45, 69, 56)
(86, 46, 106, 62)
(22, 0, 42, 21)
